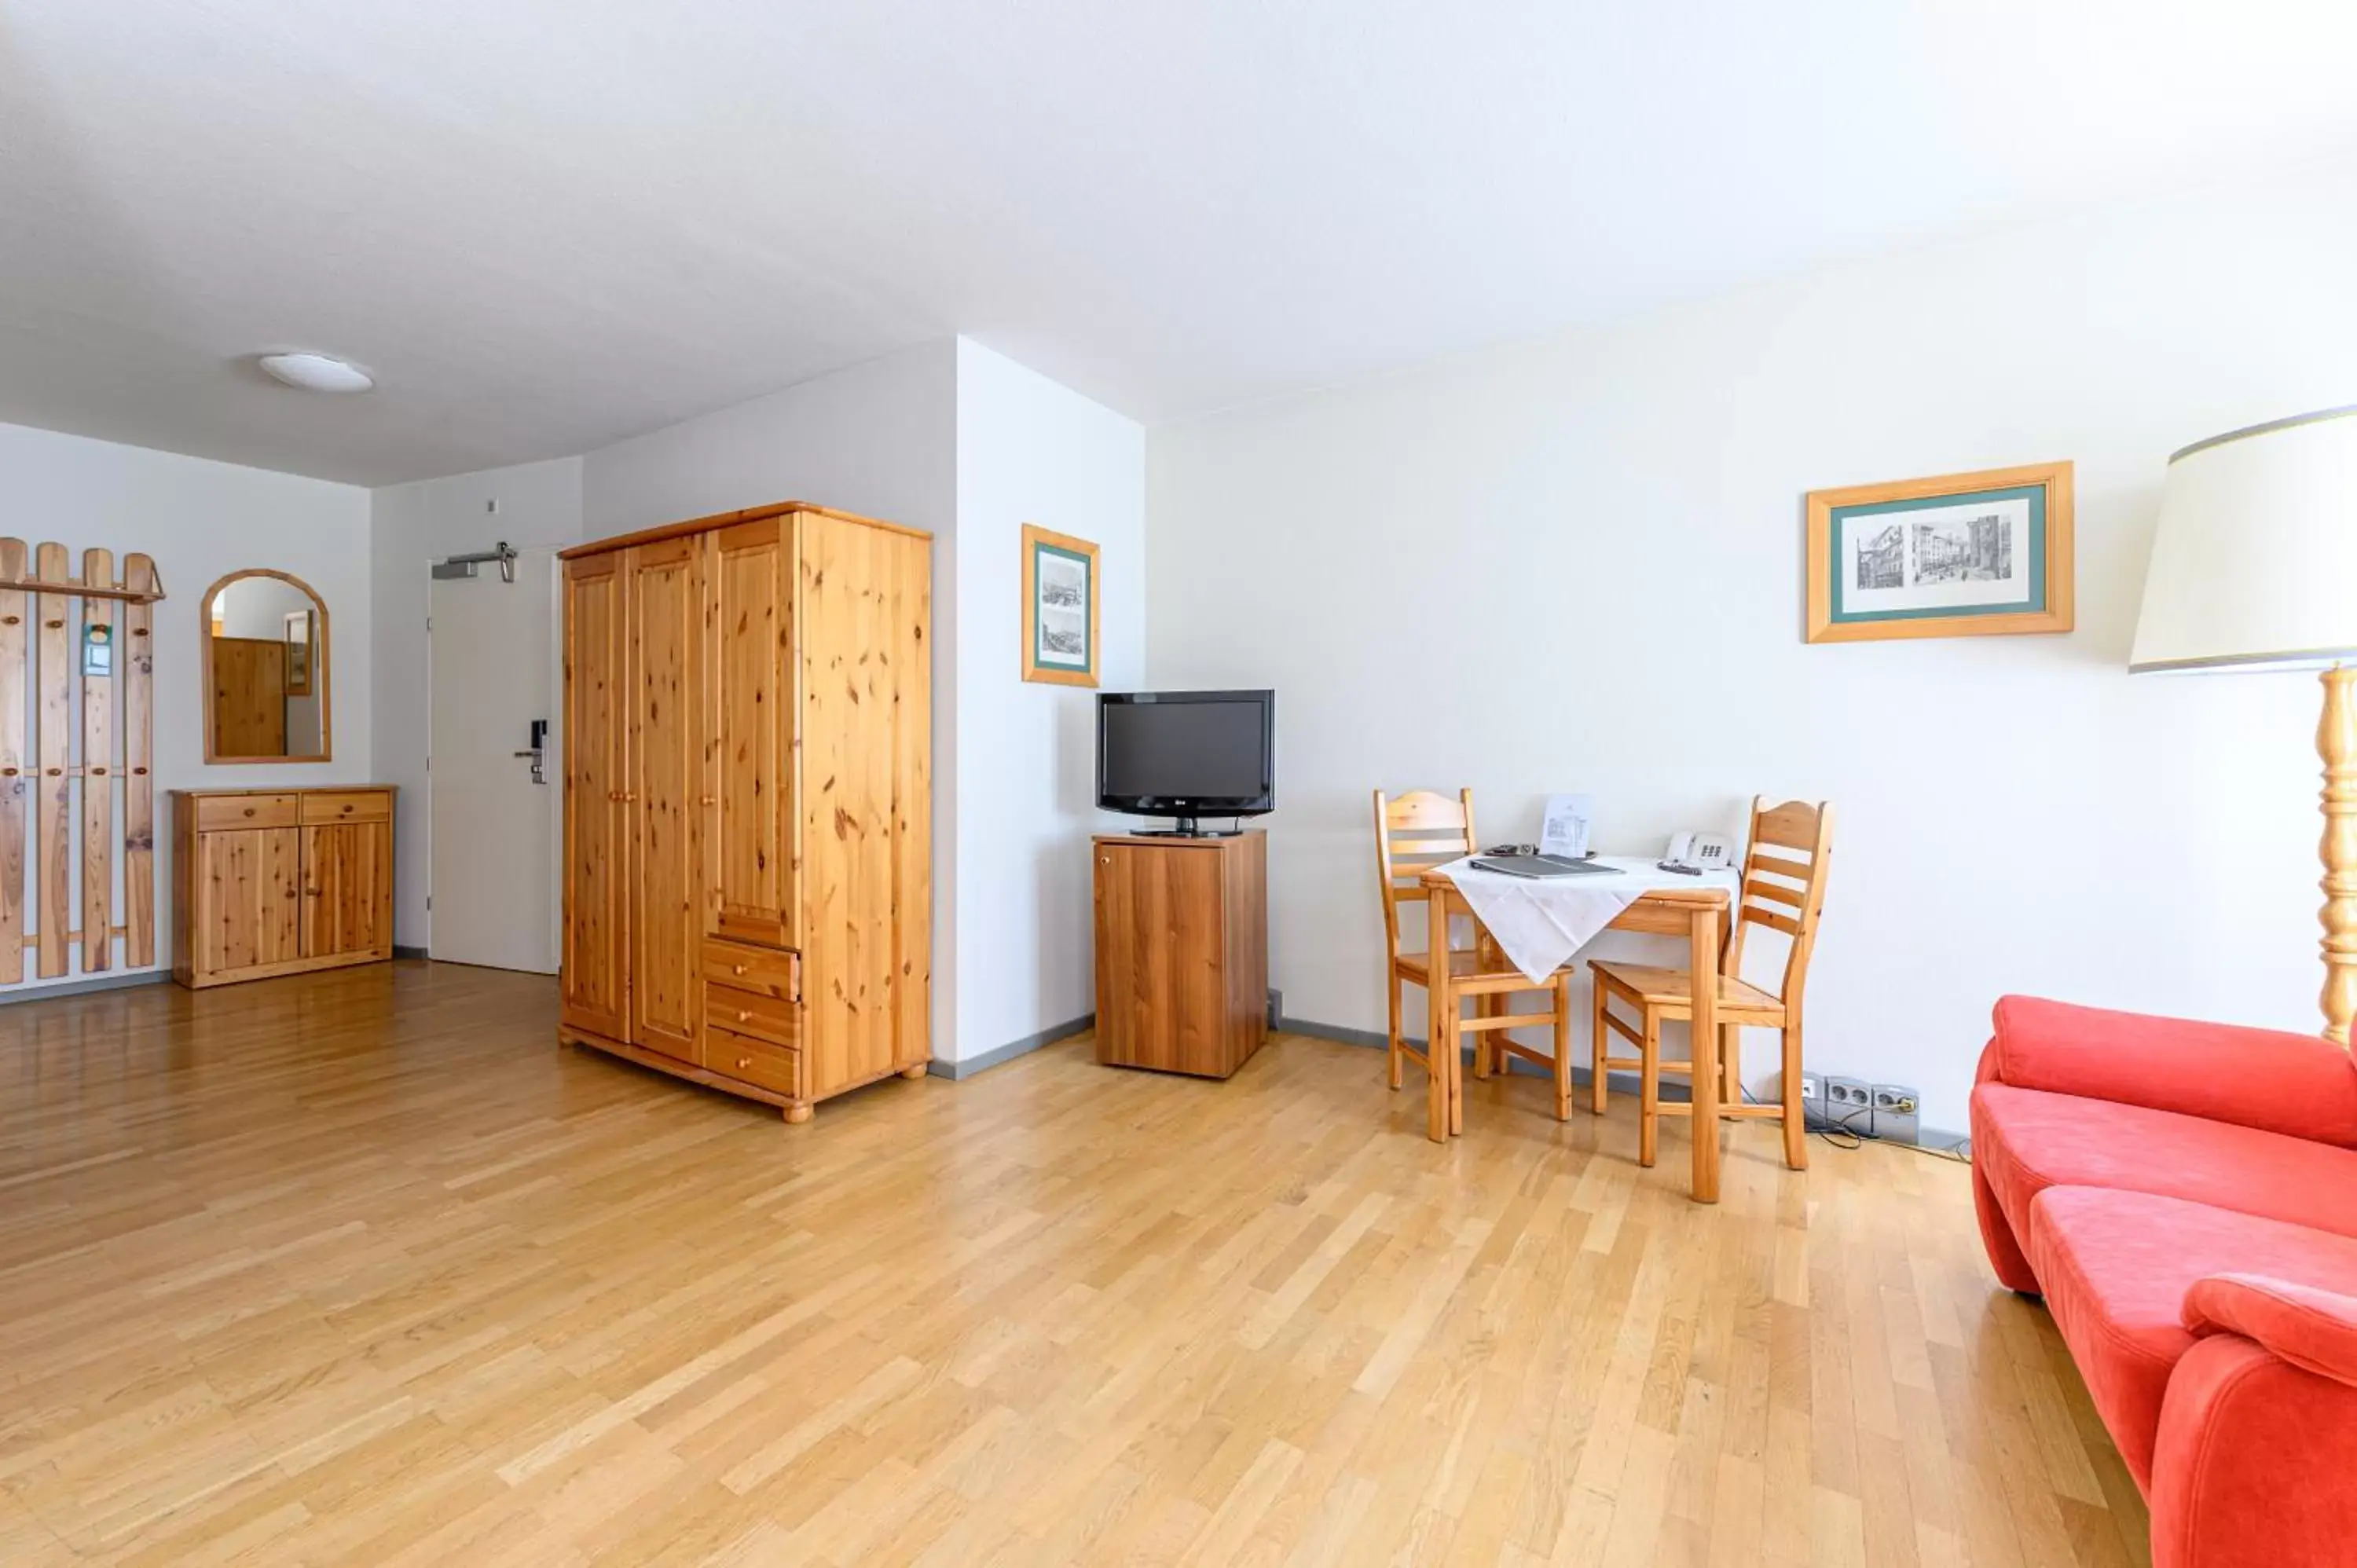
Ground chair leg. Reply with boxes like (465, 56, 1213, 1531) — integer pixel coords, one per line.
(1387, 974, 1404, 1091)
(1449, 999, 1465, 1137)
(1468, 937, 1486, 1080)
(1721, 1023, 1740, 1105)
(1589, 980, 1610, 1116)
(1427, 992, 1450, 1143)
(1473, 991, 1492, 1080)
(1552, 972, 1573, 1122)
(1781, 1023, 1809, 1170)
(1637, 1008, 1660, 1167)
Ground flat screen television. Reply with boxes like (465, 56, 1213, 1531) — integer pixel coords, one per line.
(1097, 690, 1274, 836)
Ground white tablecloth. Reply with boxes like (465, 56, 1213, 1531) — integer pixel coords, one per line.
(1438, 855, 1742, 982)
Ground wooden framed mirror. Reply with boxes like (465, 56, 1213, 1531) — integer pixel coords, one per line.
(202, 569, 332, 762)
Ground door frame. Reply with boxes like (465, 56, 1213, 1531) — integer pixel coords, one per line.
(423, 548, 566, 969)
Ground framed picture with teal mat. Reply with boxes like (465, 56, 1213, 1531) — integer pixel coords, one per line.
(1021, 523, 1100, 686)
(1805, 461, 2073, 643)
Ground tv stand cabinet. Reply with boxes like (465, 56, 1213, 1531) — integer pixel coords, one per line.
(1092, 830, 1267, 1078)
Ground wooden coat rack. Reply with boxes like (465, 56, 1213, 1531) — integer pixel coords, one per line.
(0, 540, 165, 985)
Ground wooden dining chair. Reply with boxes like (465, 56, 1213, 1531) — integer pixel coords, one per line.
(1589, 798, 1833, 1171)
(1373, 789, 1577, 1135)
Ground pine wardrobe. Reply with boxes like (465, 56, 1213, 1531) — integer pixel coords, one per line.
(558, 502, 932, 1122)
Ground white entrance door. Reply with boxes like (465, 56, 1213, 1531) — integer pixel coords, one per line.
(428, 549, 560, 973)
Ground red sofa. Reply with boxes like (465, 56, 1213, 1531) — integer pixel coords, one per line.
(1970, 996, 2357, 1568)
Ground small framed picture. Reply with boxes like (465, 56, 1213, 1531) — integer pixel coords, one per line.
(1022, 524, 1099, 687)
(284, 608, 315, 695)
(1805, 461, 2073, 643)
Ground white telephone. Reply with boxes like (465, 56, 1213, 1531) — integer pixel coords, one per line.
(1661, 830, 1734, 874)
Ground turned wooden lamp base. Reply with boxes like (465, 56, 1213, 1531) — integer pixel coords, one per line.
(2319, 665, 2357, 1049)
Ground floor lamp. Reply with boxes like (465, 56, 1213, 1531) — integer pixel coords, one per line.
(2132, 405, 2357, 1045)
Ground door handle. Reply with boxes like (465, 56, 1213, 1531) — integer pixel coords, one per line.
(515, 719, 550, 785)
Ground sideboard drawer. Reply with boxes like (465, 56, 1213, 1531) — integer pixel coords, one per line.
(196, 793, 300, 831)
(302, 790, 393, 824)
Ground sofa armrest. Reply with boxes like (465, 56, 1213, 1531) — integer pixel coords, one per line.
(1981, 995, 2357, 1146)
(2149, 1316, 2357, 1568)
(2184, 1273, 2357, 1386)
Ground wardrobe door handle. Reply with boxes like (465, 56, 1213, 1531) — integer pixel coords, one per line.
(731, 963, 747, 976)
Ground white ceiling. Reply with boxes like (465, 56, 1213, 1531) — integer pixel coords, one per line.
(5, 2, 2356, 486)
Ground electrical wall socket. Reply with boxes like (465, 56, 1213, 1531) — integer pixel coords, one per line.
(1824, 1076, 1872, 1133)
(1798, 1073, 1826, 1128)
(1871, 1084, 1921, 1145)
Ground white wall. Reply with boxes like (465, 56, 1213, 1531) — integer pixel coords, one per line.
(369, 456, 585, 946)
(1146, 168, 2357, 1133)
(953, 340, 1146, 1059)
(580, 344, 959, 537)
(0, 420, 371, 993)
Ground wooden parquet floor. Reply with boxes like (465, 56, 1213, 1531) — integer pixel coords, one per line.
(0, 962, 2146, 1566)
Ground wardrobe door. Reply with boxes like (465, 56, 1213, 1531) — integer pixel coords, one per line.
(626, 537, 706, 1063)
(562, 551, 631, 1041)
(706, 517, 795, 949)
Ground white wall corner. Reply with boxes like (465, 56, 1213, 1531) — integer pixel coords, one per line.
(951, 338, 1146, 1061)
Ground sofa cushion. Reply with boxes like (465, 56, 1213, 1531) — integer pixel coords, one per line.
(1986, 995, 2357, 1146)
(2026, 1187, 2357, 1489)
(1972, 1082, 2357, 1252)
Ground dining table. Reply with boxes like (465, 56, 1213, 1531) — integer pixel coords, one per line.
(1417, 856, 1739, 1203)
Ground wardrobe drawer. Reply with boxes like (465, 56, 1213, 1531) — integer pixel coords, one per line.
(706, 1027, 801, 1098)
(302, 790, 393, 824)
(196, 794, 300, 831)
(705, 982, 801, 1048)
(702, 939, 799, 1000)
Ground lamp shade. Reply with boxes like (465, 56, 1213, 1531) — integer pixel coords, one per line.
(2130, 405, 2357, 673)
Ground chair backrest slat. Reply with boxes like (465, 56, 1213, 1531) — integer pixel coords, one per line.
(1373, 788, 1476, 961)
(1725, 796, 1834, 1012)
(1749, 850, 1813, 884)
(1753, 800, 1822, 852)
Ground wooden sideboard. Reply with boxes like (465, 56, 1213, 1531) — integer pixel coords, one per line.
(1093, 830, 1267, 1078)
(170, 786, 394, 988)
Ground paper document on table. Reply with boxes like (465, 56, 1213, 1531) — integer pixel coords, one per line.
(1538, 793, 1595, 860)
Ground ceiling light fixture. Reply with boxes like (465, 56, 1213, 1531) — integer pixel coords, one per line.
(257, 351, 374, 393)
